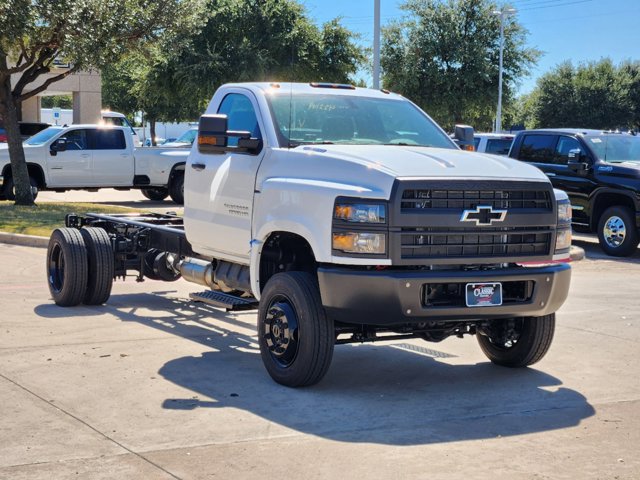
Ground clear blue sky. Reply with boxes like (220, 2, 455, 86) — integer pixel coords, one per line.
(301, 0, 640, 94)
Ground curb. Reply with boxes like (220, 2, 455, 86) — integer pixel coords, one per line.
(0, 231, 49, 248)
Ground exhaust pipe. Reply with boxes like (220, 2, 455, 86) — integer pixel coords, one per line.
(178, 258, 216, 288)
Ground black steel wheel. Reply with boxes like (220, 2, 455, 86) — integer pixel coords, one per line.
(258, 272, 334, 387)
(46, 228, 88, 307)
(597, 205, 639, 257)
(80, 227, 114, 305)
(168, 171, 184, 205)
(477, 314, 555, 367)
(141, 187, 169, 201)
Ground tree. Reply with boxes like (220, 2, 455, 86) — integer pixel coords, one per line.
(0, 0, 204, 205)
(381, 0, 539, 131)
(176, 0, 364, 102)
(520, 59, 638, 130)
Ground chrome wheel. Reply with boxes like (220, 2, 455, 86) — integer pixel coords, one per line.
(603, 215, 626, 248)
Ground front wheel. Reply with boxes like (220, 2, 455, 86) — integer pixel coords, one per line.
(477, 314, 555, 367)
(4, 176, 38, 201)
(257, 272, 334, 387)
(597, 205, 639, 257)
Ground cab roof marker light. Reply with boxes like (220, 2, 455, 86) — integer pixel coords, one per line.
(309, 82, 356, 90)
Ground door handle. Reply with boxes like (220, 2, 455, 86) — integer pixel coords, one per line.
(545, 172, 556, 177)
(191, 163, 206, 171)
(81, 154, 90, 158)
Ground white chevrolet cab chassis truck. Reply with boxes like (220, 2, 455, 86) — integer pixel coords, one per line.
(46, 82, 573, 387)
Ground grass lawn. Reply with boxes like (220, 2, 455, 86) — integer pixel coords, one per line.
(0, 201, 144, 237)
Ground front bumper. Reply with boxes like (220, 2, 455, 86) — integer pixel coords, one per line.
(318, 263, 571, 326)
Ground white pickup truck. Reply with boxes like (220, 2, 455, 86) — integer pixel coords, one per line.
(46, 82, 573, 387)
(0, 125, 189, 203)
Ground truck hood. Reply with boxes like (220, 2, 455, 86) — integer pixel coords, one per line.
(300, 145, 549, 182)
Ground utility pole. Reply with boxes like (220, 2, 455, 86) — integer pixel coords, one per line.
(373, 0, 381, 89)
(494, 7, 516, 133)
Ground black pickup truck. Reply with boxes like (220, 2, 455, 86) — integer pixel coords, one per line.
(509, 128, 640, 256)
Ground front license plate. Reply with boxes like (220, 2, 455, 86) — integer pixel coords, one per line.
(465, 282, 502, 307)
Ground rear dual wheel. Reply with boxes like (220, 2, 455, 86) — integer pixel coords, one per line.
(47, 227, 114, 306)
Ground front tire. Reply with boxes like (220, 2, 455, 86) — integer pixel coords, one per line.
(168, 171, 184, 205)
(4, 176, 38, 201)
(141, 187, 169, 201)
(258, 272, 334, 387)
(477, 314, 555, 367)
(46, 228, 88, 307)
(597, 205, 639, 257)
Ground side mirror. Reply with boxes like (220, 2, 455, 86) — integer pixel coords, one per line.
(197, 114, 228, 154)
(567, 149, 589, 174)
(50, 138, 68, 155)
(197, 114, 262, 155)
(453, 124, 475, 151)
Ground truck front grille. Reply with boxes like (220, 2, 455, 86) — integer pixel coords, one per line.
(401, 189, 552, 211)
(390, 180, 557, 265)
(400, 227, 551, 260)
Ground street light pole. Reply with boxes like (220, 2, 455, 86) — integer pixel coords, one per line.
(494, 7, 516, 133)
(373, 0, 381, 89)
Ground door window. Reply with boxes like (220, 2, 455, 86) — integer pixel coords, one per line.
(90, 129, 126, 150)
(486, 138, 513, 155)
(64, 130, 89, 151)
(555, 136, 582, 165)
(518, 134, 557, 163)
(217, 93, 262, 150)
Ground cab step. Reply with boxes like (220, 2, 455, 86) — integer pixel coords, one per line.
(189, 290, 259, 311)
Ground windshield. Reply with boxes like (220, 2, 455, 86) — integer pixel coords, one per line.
(266, 93, 455, 148)
(24, 127, 63, 146)
(586, 134, 640, 162)
(175, 129, 197, 144)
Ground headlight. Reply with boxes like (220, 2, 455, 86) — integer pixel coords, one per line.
(334, 203, 386, 223)
(555, 228, 572, 251)
(332, 232, 386, 254)
(555, 190, 572, 224)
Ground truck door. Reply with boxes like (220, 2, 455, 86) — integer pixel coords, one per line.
(88, 128, 134, 186)
(185, 91, 264, 262)
(46, 128, 92, 187)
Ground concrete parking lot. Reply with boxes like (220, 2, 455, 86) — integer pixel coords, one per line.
(0, 237, 639, 479)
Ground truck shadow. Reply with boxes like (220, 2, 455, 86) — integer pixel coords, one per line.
(572, 236, 640, 263)
(35, 291, 595, 446)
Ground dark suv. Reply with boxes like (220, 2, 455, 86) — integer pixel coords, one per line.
(509, 128, 640, 256)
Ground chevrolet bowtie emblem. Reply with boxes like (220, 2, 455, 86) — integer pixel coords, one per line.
(460, 205, 507, 225)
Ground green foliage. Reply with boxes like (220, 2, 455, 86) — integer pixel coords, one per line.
(40, 95, 72, 109)
(381, 0, 539, 131)
(520, 59, 640, 130)
(176, 0, 364, 101)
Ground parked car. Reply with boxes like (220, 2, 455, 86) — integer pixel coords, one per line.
(162, 128, 197, 147)
(0, 125, 189, 203)
(509, 128, 640, 256)
(0, 121, 50, 143)
(143, 137, 165, 147)
(101, 111, 142, 147)
(473, 133, 514, 155)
